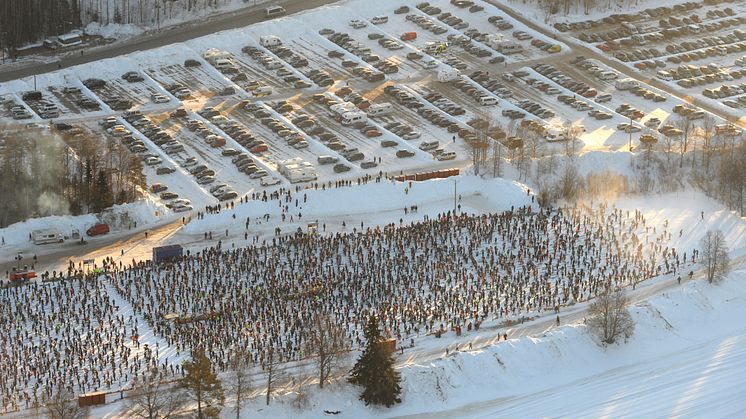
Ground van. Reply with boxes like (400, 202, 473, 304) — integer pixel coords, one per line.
(260, 36, 282, 47)
(615, 78, 639, 90)
(264, 5, 286, 18)
(367, 103, 393, 117)
(478, 96, 498, 106)
(419, 141, 439, 151)
(86, 223, 110, 236)
(213, 58, 234, 69)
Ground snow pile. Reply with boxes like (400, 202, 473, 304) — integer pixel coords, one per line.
(181, 175, 532, 234)
(0, 198, 170, 248)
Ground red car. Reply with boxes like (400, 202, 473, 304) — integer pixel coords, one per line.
(251, 144, 269, 153)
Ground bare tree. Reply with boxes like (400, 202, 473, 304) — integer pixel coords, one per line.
(45, 386, 86, 419)
(127, 368, 185, 419)
(700, 230, 730, 284)
(225, 349, 253, 419)
(587, 287, 635, 345)
(307, 313, 349, 389)
(675, 116, 693, 168)
(563, 123, 582, 159)
(559, 164, 582, 201)
(699, 114, 716, 172)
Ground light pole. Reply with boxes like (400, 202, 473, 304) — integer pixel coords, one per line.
(453, 178, 457, 214)
(628, 116, 633, 152)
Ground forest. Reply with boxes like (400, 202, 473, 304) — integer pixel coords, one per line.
(0, 0, 83, 52)
(0, 125, 146, 228)
(0, 0, 244, 52)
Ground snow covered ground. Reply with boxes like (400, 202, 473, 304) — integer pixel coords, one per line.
(210, 258, 746, 419)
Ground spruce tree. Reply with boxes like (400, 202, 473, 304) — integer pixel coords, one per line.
(349, 315, 402, 407)
(181, 348, 224, 418)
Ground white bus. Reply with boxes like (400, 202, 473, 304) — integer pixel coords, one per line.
(56, 33, 82, 48)
(264, 5, 286, 18)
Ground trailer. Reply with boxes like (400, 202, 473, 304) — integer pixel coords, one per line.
(152, 244, 183, 264)
(32, 229, 64, 245)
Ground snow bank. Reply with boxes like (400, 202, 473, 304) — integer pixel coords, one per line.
(181, 175, 532, 234)
(0, 198, 169, 249)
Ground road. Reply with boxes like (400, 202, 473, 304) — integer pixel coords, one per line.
(484, 0, 746, 130)
(0, 0, 339, 83)
(0, 218, 184, 277)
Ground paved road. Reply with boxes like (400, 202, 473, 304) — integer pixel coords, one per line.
(485, 0, 746, 129)
(0, 218, 185, 277)
(0, 0, 338, 83)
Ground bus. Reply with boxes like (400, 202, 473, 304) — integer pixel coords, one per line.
(56, 33, 82, 48)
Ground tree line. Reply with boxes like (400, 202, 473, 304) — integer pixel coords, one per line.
(0, 125, 145, 228)
(0, 0, 82, 53)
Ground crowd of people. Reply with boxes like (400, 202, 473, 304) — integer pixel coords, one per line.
(0, 278, 168, 413)
(0, 202, 695, 413)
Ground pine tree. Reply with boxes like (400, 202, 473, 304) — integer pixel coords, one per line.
(181, 348, 224, 418)
(349, 315, 401, 407)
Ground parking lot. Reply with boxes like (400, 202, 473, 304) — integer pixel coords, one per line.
(1, 0, 742, 211)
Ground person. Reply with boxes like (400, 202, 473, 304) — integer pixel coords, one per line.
(556, 315, 560, 326)
(677, 276, 681, 285)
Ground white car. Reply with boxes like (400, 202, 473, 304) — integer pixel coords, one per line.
(401, 131, 422, 140)
(173, 205, 193, 213)
(371, 16, 388, 25)
(145, 156, 162, 166)
(171, 198, 191, 207)
(99, 116, 118, 126)
(437, 151, 456, 161)
(349, 20, 367, 29)
(250, 170, 269, 179)
(261, 176, 281, 186)
(209, 183, 230, 193)
(151, 94, 170, 104)
(645, 118, 661, 128)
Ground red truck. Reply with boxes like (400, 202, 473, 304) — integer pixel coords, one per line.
(86, 223, 110, 236)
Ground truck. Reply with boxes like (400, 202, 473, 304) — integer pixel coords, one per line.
(437, 68, 461, 83)
(153, 244, 183, 264)
(259, 35, 282, 47)
(615, 78, 639, 90)
(287, 168, 318, 183)
(32, 229, 64, 245)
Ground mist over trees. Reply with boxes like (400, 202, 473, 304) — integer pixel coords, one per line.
(0, 126, 144, 228)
